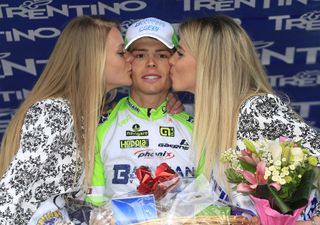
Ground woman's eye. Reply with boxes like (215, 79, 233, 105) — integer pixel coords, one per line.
(177, 50, 184, 57)
(118, 51, 126, 56)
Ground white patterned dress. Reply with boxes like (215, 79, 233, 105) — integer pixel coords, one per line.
(0, 98, 83, 225)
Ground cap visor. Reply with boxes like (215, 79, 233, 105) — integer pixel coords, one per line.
(125, 34, 174, 49)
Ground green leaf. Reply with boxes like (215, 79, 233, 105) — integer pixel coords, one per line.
(281, 145, 291, 167)
(267, 185, 292, 214)
(225, 168, 243, 184)
(243, 138, 256, 153)
(196, 206, 231, 216)
(288, 169, 316, 210)
(278, 185, 290, 200)
(239, 160, 256, 173)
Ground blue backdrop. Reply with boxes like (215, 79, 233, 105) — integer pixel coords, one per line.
(0, 0, 320, 142)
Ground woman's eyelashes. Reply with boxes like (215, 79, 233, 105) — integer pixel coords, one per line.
(176, 50, 184, 57)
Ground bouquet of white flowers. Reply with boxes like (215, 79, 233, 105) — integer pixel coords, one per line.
(222, 137, 318, 225)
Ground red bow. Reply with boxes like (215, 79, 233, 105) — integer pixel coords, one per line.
(136, 163, 180, 200)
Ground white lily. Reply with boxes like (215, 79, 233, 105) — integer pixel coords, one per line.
(269, 139, 282, 165)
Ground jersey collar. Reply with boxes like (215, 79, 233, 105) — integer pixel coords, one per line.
(126, 96, 168, 120)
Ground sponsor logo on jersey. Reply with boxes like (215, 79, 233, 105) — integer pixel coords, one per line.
(180, 139, 189, 147)
(120, 139, 149, 148)
(126, 130, 148, 136)
(126, 123, 148, 136)
(158, 140, 190, 150)
(134, 149, 175, 159)
(159, 126, 175, 137)
(112, 164, 195, 184)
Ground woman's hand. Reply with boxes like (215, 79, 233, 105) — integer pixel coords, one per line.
(295, 216, 320, 224)
(249, 216, 260, 225)
(166, 92, 184, 114)
(249, 215, 320, 225)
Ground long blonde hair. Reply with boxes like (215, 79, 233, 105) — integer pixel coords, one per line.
(0, 16, 117, 188)
(179, 15, 274, 180)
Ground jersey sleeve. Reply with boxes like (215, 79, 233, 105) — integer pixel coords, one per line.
(172, 111, 194, 132)
(85, 132, 106, 206)
(0, 99, 81, 225)
(86, 98, 125, 206)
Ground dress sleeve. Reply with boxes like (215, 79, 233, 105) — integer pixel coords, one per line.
(0, 99, 82, 225)
(237, 94, 320, 162)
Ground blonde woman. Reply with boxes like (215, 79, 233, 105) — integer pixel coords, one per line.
(169, 15, 320, 224)
(0, 16, 133, 224)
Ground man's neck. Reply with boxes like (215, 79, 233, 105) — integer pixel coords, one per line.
(130, 92, 167, 109)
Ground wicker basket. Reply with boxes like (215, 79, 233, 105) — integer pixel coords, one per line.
(132, 216, 253, 225)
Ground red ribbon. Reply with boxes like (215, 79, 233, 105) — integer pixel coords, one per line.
(135, 163, 179, 199)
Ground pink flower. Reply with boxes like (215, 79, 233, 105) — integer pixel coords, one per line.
(237, 182, 256, 193)
(237, 161, 281, 193)
(239, 149, 260, 165)
(279, 136, 290, 144)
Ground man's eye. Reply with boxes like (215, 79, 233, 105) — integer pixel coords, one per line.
(159, 54, 169, 58)
(134, 54, 144, 58)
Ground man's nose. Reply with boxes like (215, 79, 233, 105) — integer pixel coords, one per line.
(147, 56, 156, 67)
(169, 53, 176, 66)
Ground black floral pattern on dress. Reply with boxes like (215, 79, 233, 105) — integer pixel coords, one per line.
(34, 181, 61, 201)
(21, 125, 48, 153)
(24, 105, 42, 130)
(0, 184, 12, 205)
(0, 98, 83, 225)
(237, 94, 320, 158)
(1, 207, 13, 219)
(237, 110, 260, 140)
(50, 132, 76, 160)
(309, 136, 320, 152)
(42, 155, 60, 178)
(261, 119, 295, 139)
(59, 159, 82, 190)
(45, 103, 73, 135)
(8, 160, 35, 195)
(14, 205, 33, 225)
(254, 97, 280, 118)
